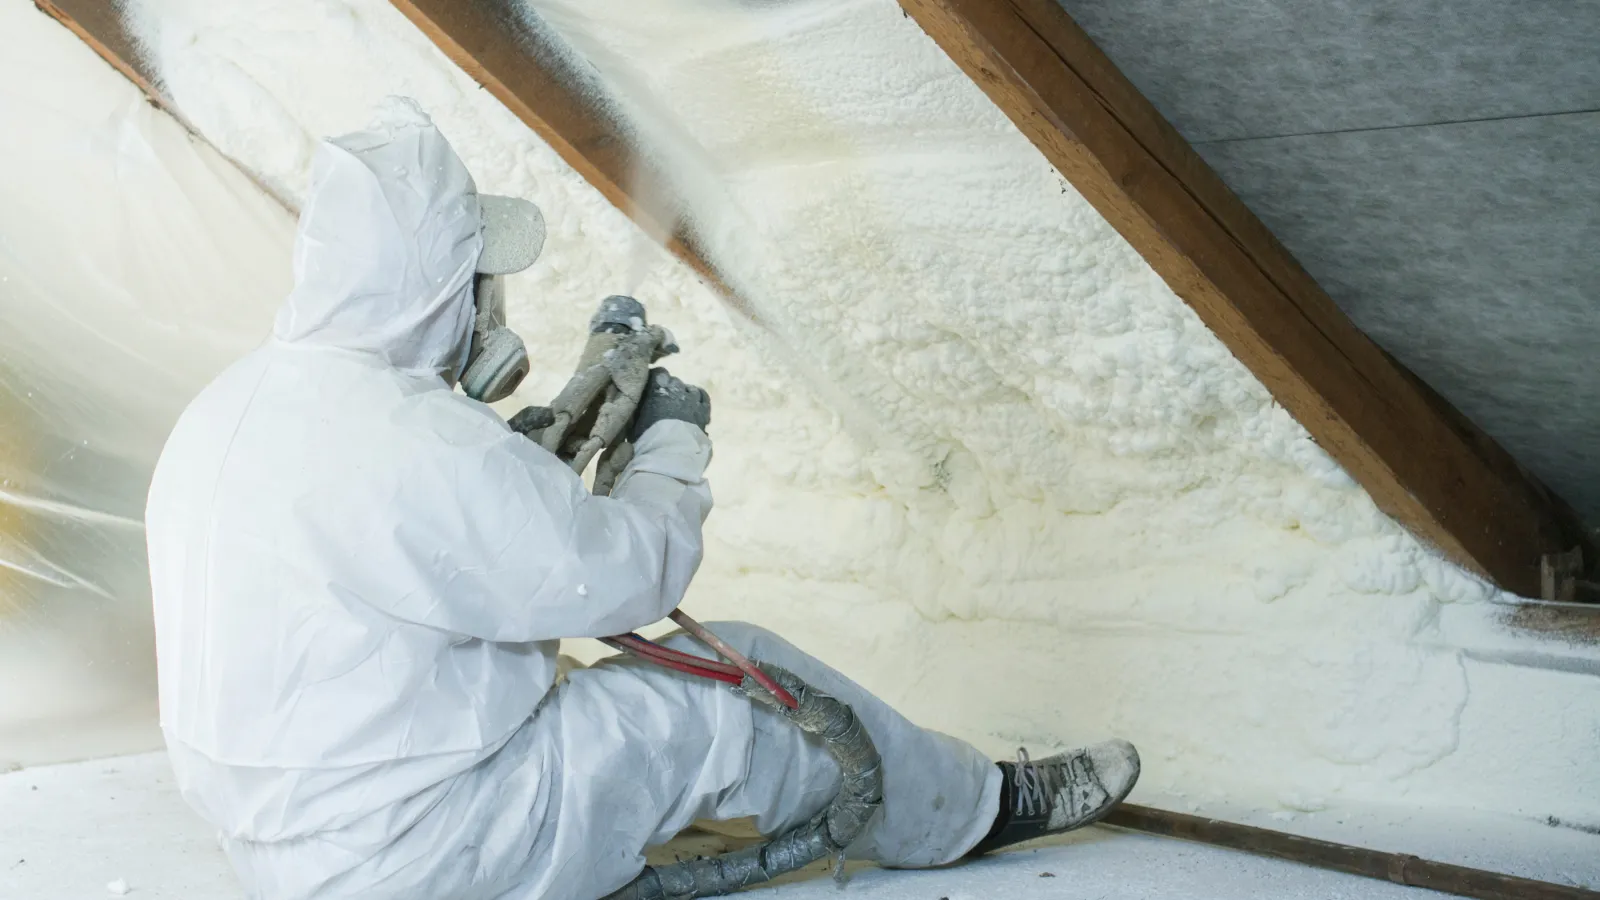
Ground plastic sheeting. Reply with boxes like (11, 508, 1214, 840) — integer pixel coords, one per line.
(0, 2, 295, 765)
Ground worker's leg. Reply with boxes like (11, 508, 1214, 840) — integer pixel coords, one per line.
(667, 621, 1003, 864)
(534, 621, 1002, 899)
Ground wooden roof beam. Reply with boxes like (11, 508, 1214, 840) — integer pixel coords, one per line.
(34, 0, 164, 104)
(896, 0, 1592, 597)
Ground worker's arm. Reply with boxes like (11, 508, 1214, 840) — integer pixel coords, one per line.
(369, 399, 712, 642)
(562, 419, 714, 637)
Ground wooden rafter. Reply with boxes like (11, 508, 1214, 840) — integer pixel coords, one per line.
(895, 0, 1592, 597)
(32, 0, 298, 211)
(34, 0, 165, 108)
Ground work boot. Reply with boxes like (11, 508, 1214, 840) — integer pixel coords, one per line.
(968, 739, 1140, 856)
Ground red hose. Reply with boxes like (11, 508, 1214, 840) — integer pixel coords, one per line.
(668, 611, 798, 709)
(609, 633, 744, 678)
(602, 621, 800, 710)
(627, 650, 744, 687)
(602, 635, 745, 687)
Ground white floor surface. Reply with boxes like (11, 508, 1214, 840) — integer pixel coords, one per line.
(3, 752, 1593, 900)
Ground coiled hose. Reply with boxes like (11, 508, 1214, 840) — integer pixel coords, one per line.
(602, 665, 884, 900)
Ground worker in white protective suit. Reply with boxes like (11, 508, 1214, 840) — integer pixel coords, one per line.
(146, 97, 1141, 900)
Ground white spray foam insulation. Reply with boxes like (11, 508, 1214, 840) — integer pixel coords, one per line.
(109, 0, 1600, 834)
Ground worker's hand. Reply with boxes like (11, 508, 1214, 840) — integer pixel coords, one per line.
(629, 368, 710, 441)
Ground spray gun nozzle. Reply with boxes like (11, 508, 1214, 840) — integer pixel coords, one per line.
(590, 295, 648, 334)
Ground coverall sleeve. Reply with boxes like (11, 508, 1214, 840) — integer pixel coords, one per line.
(377, 411, 713, 642)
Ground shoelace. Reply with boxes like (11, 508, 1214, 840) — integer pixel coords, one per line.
(1013, 748, 1108, 820)
(1012, 748, 1062, 818)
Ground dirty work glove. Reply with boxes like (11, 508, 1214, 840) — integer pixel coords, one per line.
(630, 368, 711, 441)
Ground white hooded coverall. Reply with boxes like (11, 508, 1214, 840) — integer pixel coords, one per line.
(145, 100, 1001, 900)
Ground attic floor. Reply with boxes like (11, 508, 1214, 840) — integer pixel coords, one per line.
(0, 751, 1476, 900)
